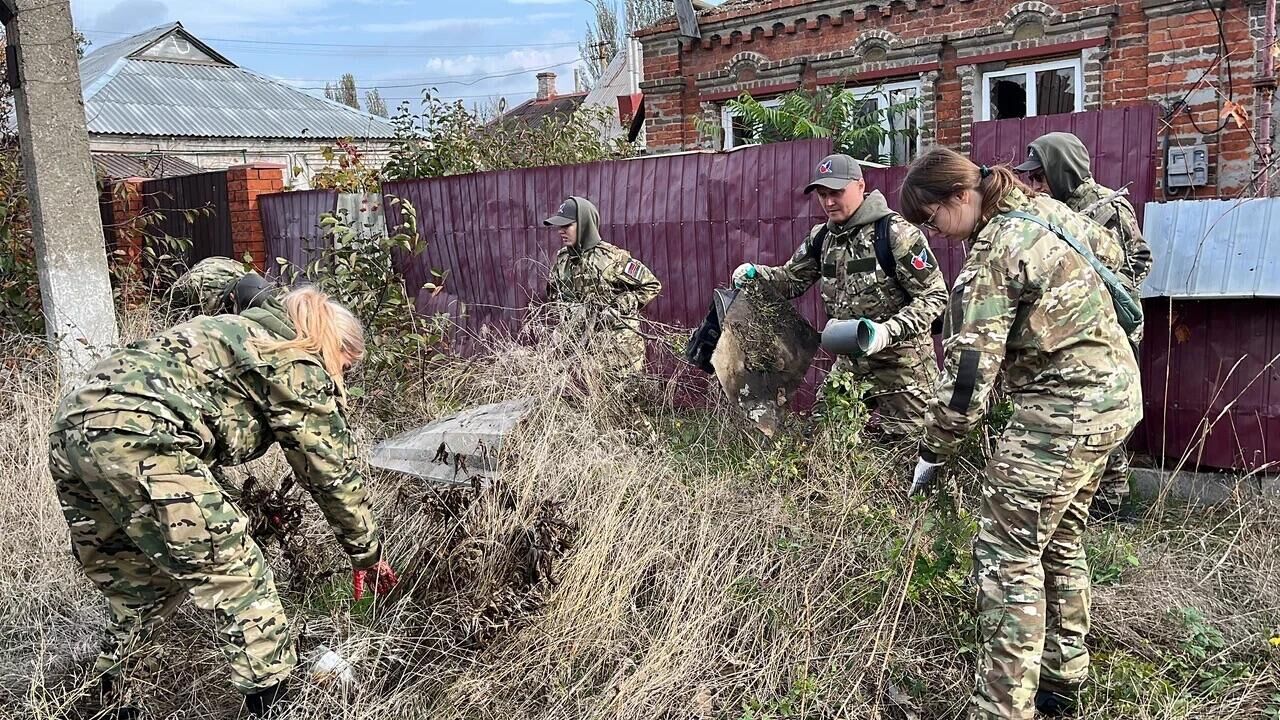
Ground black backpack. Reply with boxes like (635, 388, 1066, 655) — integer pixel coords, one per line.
(684, 287, 738, 374)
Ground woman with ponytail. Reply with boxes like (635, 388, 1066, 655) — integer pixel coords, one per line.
(49, 286, 397, 718)
(898, 148, 1140, 720)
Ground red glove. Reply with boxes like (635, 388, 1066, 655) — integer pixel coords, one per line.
(352, 559, 399, 601)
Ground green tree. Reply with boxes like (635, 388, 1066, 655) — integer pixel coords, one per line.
(336, 73, 360, 109)
(579, 0, 668, 86)
(365, 89, 388, 118)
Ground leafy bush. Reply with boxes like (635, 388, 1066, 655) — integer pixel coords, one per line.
(311, 139, 382, 193)
(277, 197, 442, 403)
(720, 87, 920, 164)
(382, 90, 637, 182)
(0, 143, 39, 336)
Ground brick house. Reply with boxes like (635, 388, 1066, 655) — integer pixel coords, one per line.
(637, 0, 1277, 197)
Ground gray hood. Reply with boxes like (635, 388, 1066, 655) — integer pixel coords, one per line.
(1029, 132, 1092, 200)
(570, 195, 602, 253)
(833, 189, 895, 232)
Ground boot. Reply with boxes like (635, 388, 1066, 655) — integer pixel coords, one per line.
(245, 679, 289, 717)
(95, 676, 141, 720)
(1034, 683, 1080, 717)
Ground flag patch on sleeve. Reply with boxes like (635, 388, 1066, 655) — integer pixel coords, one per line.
(623, 259, 644, 279)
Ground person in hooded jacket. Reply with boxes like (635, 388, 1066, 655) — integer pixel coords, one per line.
(1017, 132, 1153, 519)
(732, 153, 949, 439)
(49, 287, 399, 718)
(543, 196, 662, 380)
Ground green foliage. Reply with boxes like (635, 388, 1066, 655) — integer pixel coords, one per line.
(721, 87, 920, 164)
(279, 197, 442, 398)
(311, 139, 382, 193)
(740, 675, 820, 720)
(381, 90, 637, 182)
(1169, 607, 1254, 696)
(0, 145, 39, 336)
(1086, 528, 1141, 586)
(813, 368, 870, 448)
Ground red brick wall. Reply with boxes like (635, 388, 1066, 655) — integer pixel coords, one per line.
(639, 0, 1263, 197)
(226, 164, 284, 269)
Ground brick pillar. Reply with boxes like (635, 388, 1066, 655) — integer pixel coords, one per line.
(107, 176, 147, 270)
(226, 163, 284, 269)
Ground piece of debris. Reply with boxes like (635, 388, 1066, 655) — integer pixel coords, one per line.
(711, 283, 820, 437)
(368, 397, 536, 486)
(307, 645, 354, 687)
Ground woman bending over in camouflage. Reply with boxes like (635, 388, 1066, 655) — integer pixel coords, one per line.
(49, 287, 398, 718)
(898, 148, 1141, 720)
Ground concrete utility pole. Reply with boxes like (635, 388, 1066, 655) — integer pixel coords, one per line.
(5, 0, 118, 379)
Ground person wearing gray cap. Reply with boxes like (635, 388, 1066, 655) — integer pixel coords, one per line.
(731, 153, 948, 439)
(1017, 132, 1152, 521)
(543, 195, 662, 386)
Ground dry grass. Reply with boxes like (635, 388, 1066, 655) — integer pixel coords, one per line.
(1, 319, 1278, 720)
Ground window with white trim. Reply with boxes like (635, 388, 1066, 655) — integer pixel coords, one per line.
(981, 57, 1082, 121)
(846, 79, 922, 165)
(720, 97, 781, 149)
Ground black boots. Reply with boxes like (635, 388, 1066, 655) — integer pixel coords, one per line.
(95, 677, 140, 720)
(245, 679, 289, 717)
(1034, 683, 1081, 717)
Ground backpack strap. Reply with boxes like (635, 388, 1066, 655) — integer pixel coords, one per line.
(804, 225, 830, 261)
(873, 215, 894, 278)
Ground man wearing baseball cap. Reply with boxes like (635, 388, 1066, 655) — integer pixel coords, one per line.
(1017, 132, 1153, 521)
(731, 153, 948, 439)
(543, 195, 662, 386)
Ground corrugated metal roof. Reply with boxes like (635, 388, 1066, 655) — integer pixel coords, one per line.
(92, 152, 203, 179)
(1141, 198, 1280, 299)
(80, 23, 396, 141)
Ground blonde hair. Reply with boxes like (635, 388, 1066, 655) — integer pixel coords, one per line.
(260, 287, 364, 384)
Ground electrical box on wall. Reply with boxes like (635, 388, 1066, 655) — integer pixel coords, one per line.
(1166, 144, 1208, 188)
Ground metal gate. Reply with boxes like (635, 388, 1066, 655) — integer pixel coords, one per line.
(140, 170, 233, 265)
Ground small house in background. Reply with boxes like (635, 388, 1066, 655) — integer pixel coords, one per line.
(498, 71, 590, 129)
(79, 22, 396, 188)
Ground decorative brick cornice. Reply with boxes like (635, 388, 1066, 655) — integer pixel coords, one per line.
(1001, 1, 1062, 30)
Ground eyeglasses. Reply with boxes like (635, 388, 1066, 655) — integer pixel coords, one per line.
(921, 205, 942, 233)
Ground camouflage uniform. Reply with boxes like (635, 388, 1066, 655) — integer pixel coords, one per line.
(1027, 133, 1154, 511)
(755, 190, 948, 437)
(49, 298, 381, 694)
(168, 256, 263, 317)
(919, 188, 1141, 720)
(546, 196, 662, 379)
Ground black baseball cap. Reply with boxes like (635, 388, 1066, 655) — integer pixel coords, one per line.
(543, 198, 577, 227)
(803, 154, 864, 194)
(1014, 147, 1043, 173)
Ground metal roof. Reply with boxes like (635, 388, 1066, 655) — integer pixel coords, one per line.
(1141, 197, 1280, 299)
(80, 23, 396, 141)
(92, 152, 204, 179)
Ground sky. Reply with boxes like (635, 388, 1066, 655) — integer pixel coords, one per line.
(69, 0, 601, 111)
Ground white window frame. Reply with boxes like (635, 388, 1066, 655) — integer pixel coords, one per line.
(720, 96, 781, 150)
(846, 79, 924, 165)
(980, 56, 1083, 121)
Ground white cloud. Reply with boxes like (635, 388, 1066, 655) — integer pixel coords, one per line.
(507, 0, 575, 4)
(359, 17, 517, 34)
(366, 46, 585, 104)
(527, 12, 575, 22)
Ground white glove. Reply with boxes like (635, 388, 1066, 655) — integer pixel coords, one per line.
(857, 318, 892, 356)
(732, 263, 758, 288)
(910, 457, 944, 496)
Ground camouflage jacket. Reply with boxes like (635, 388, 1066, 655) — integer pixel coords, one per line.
(921, 188, 1142, 460)
(755, 203, 948, 383)
(546, 240, 662, 333)
(1065, 178, 1153, 291)
(51, 300, 381, 567)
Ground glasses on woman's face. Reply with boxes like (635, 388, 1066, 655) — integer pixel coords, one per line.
(921, 205, 942, 233)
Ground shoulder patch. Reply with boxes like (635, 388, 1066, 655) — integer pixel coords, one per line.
(623, 259, 644, 280)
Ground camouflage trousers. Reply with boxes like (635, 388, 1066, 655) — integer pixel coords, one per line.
(1095, 432, 1134, 509)
(970, 426, 1127, 720)
(48, 411, 295, 694)
(832, 351, 938, 440)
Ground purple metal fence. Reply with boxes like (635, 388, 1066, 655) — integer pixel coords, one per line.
(259, 190, 339, 278)
(1139, 299, 1280, 471)
(970, 104, 1161, 223)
